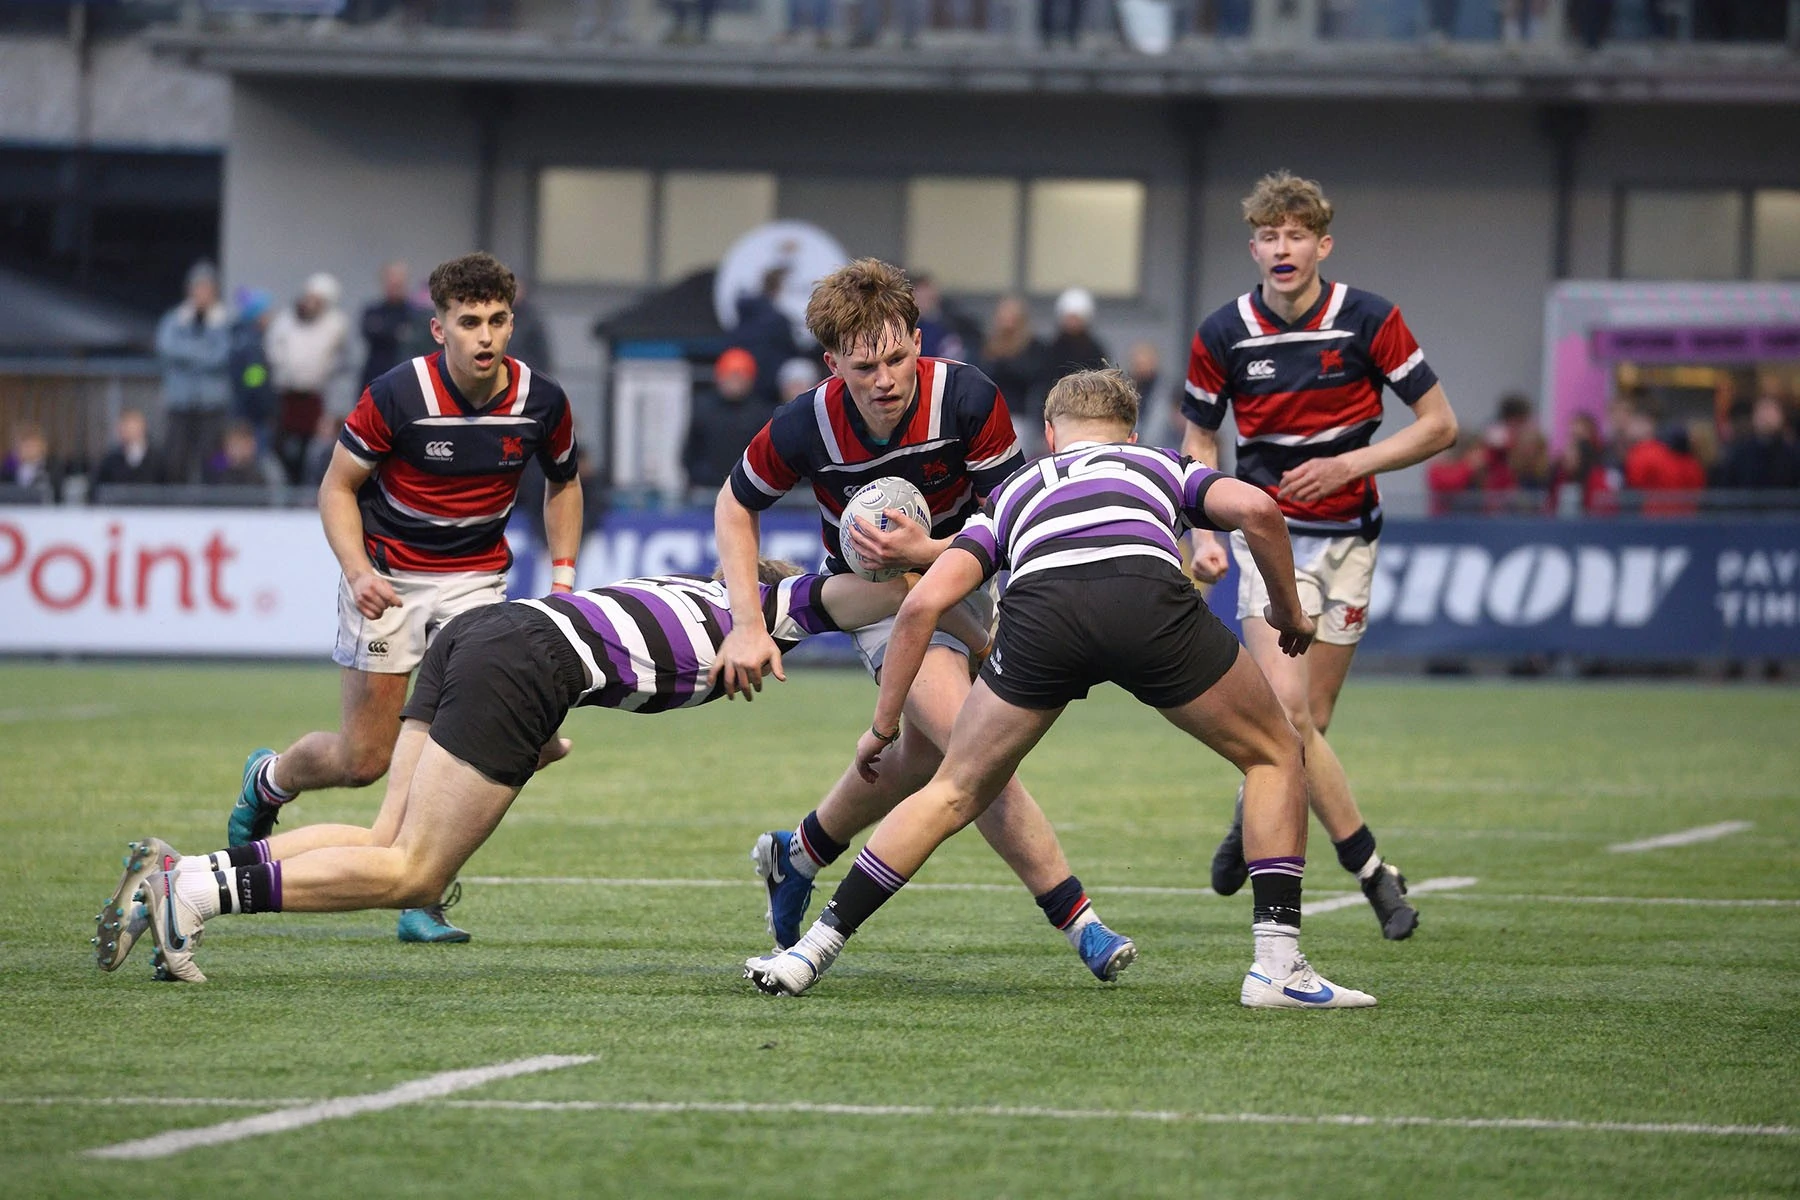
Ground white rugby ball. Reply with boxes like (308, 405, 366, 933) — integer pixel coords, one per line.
(839, 476, 931, 582)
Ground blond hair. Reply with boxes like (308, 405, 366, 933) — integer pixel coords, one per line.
(1043, 368, 1139, 431)
(805, 258, 919, 356)
(1242, 170, 1334, 235)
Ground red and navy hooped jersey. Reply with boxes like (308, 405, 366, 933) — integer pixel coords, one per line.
(1181, 282, 1437, 540)
(339, 353, 578, 573)
(728, 357, 1023, 571)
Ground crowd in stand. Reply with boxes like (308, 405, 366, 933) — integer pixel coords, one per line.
(1426, 383, 1800, 516)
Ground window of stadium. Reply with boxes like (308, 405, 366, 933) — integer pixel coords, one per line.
(536, 168, 653, 285)
(1751, 189, 1800, 281)
(905, 177, 1021, 293)
(1025, 179, 1144, 299)
(1619, 189, 1744, 280)
(660, 171, 777, 283)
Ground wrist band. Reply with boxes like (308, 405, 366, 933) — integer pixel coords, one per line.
(551, 561, 577, 591)
(870, 722, 901, 746)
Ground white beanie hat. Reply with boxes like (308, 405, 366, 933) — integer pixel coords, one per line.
(1055, 287, 1095, 323)
(303, 272, 341, 305)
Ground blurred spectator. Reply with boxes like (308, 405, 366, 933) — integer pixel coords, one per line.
(156, 260, 233, 485)
(91, 409, 167, 490)
(1039, 288, 1110, 412)
(230, 287, 277, 451)
(1, 422, 60, 501)
(665, 0, 719, 41)
(1506, 422, 1550, 497)
(912, 271, 982, 361)
(1712, 394, 1800, 491)
(1616, 392, 1705, 514)
(778, 356, 822, 403)
(733, 266, 802, 395)
(1478, 393, 1537, 495)
(508, 279, 555, 376)
(1548, 412, 1614, 514)
(359, 262, 429, 386)
(301, 410, 345, 491)
(204, 421, 284, 488)
(784, 0, 835, 45)
(684, 347, 777, 495)
(979, 296, 1051, 451)
(268, 273, 350, 485)
(1124, 340, 1165, 440)
(853, 0, 924, 45)
(1426, 434, 1488, 515)
(1039, 0, 1087, 46)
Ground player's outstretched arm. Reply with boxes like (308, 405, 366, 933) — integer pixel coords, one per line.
(541, 475, 584, 593)
(712, 483, 784, 698)
(1180, 419, 1230, 583)
(1201, 478, 1315, 657)
(855, 549, 985, 781)
(1278, 384, 1458, 505)
(318, 444, 400, 620)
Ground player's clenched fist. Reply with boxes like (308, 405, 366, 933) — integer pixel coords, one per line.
(347, 570, 402, 620)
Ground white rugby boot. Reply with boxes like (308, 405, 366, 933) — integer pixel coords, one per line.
(1240, 955, 1375, 1009)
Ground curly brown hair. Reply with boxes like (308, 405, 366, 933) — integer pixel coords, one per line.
(805, 258, 919, 356)
(1242, 171, 1334, 235)
(428, 252, 517, 313)
(1043, 367, 1139, 431)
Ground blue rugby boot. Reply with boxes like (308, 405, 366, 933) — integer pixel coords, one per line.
(1077, 920, 1137, 982)
(751, 830, 816, 950)
(397, 880, 470, 943)
(228, 748, 281, 847)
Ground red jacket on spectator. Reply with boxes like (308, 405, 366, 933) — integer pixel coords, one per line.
(1625, 439, 1705, 515)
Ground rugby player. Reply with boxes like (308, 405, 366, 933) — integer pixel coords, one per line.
(746, 369, 1375, 1008)
(227, 252, 584, 944)
(715, 259, 1136, 982)
(1182, 172, 1458, 939)
(99, 563, 985, 983)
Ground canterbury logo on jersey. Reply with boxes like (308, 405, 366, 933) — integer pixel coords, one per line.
(424, 441, 454, 461)
(1246, 359, 1276, 379)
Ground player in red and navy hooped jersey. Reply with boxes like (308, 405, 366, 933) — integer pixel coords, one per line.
(1181, 173, 1458, 942)
(227, 253, 585, 945)
(716, 259, 1136, 983)
(748, 369, 1378, 1008)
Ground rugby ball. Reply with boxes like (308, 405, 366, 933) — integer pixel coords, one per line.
(839, 476, 931, 582)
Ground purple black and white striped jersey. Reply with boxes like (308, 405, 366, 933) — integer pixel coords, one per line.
(516, 573, 840, 713)
(950, 441, 1227, 584)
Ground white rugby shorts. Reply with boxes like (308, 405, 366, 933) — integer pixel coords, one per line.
(1231, 529, 1378, 646)
(333, 569, 509, 674)
(853, 578, 997, 678)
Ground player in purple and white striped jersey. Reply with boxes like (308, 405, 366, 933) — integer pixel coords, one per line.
(106, 563, 979, 983)
(748, 369, 1379, 1009)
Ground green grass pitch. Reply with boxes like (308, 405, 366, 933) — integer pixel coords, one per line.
(1, 663, 1796, 1197)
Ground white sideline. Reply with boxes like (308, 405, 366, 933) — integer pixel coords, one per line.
(1609, 822, 1754, 853)
(465, 875, 1799, 908)
(82, 1055, 594, 1160)
(26, 1095, 1789, 1140)
(1303, 876, 1479, 916)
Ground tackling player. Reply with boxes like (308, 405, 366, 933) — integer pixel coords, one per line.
(715, 259, 1137, 983)
(746, 369, 1374, 1008)
(227, 253, 584, 944)
(1182, 172, 1457, 939)
(99, 564, 987, 982)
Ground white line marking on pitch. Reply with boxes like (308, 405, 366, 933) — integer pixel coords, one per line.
(1432, 893, 1800, 908)
(1304, 876, 1478, 916)
(438, 1099, 1793, 1139)
(82, 1055, 593, 1160)
(26, 1095, 1788, 1140)
(0, 703, 117, 725)
(1609, 822, 1753, 853)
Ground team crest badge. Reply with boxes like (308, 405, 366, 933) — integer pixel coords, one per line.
(1319, 348, 1346, 377)
(500, 435, 525, 463)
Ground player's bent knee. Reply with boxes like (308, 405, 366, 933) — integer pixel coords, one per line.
(344, 755, 391, 789)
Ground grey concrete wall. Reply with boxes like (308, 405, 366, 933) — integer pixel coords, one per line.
(0, 35, 228, 146)
(216, 79, 1800, 506)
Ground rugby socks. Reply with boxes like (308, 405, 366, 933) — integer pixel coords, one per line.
(255, 755, 296, 807)
(178, 841, 270, 875)
(1333, 824, 1382, 881)
(789, 811, 848, 880)
(173, 863, 283, 918)
(1035, 875, 1101, 950)
(817, 847, 906, 938)
(1248, 856, 1305, 979)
